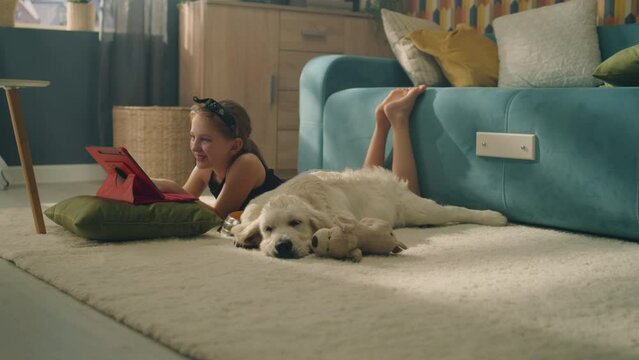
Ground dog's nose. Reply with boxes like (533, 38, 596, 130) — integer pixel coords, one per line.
(274, 239, 293, 258)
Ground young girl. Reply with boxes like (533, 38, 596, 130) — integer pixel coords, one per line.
(364, 85, 427, 195)
(154, 97, 283, 218)
(155, 85, 424, 219)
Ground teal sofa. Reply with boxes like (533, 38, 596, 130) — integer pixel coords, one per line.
(298, 24, 639, 241)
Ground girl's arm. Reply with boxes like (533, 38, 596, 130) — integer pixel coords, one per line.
(153, 178, 189, 194)
(210, 154, 265, 219)
(182, 166, 211, 196)
(153, 166, 209, 196)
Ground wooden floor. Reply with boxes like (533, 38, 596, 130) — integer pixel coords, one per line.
(0, 182, 188, 360)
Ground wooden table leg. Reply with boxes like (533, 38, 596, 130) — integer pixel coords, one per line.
(5, 89, 46, 234)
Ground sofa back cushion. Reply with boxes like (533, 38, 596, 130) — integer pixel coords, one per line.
(598, 24, 639, 61)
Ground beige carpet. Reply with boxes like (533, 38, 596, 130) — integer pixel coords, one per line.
(1, 207, 639, 360)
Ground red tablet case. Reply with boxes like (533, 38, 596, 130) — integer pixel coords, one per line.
(86, 146, 197, 204)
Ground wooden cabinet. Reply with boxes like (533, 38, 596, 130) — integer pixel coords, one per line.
(179, 0, 392, 177)
(280, 12, 345, 53)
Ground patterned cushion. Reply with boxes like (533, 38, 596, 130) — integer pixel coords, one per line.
(381, 9, 448, 86)
(493, 0, 602, 88)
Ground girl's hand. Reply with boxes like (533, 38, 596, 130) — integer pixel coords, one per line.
(152, 178, 188, 194)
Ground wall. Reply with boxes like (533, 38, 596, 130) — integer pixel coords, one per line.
(0, 0, 179, 167)
(405, 0, 639, 33)
(0, 28, 100, 166)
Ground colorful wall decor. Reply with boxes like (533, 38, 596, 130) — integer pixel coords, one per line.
(404, 0, 639, 33)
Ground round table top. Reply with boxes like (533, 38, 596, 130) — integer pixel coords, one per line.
(0, 79, 50, 89)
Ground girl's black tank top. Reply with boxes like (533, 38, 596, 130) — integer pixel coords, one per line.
(208, 162, 283, 210)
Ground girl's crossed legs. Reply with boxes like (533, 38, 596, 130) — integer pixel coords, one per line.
(364, 85, 426, 195)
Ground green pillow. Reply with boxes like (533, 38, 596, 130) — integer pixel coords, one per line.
(45, 196, 221, 241)
(593, 44, 639, 86)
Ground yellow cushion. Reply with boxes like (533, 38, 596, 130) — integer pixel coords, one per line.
(406, 26, 499, 87)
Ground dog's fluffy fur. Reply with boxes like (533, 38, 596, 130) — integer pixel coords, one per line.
(231, 167, 507, 258)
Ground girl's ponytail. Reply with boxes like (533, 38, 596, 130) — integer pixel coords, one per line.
(242, 138, 266, 166)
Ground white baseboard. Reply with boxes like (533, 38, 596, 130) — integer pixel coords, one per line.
(5, 164, 104, 185)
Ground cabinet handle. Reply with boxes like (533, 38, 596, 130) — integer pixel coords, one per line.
(301, 30, 327, 38)
(269, 74, 276, 105)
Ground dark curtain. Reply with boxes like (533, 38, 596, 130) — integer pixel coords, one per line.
(96, 0, 179, 145)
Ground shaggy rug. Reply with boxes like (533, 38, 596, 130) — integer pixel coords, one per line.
(1, 207, 639, 360)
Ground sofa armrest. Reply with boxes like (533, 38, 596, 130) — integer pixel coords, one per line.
(298, 55, 411, 171)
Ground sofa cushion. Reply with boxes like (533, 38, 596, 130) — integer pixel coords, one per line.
(381, 9, 448, 86)
(298, 55, 412, 171)
(503, 88, 639, 239)
(323, 89, 393, 171)
(323, 87, 517, 212)
(321, 86, 639, 240)
(493, 0, 602, 88)
(407, 26, 499, 87)
(593, 44, 639, 86)
(45, 195, 221, 241)
(597, 24, 639, 60)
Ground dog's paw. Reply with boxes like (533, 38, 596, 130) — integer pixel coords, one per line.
(479, 210, 508, 226)
(233, 233, 262, 249)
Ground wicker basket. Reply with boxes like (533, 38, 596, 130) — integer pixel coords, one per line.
(113, 106, 193, 185)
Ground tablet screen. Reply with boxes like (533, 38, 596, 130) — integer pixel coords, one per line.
(86, 146, 163, 198)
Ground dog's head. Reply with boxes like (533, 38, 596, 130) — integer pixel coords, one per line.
(232, 194, 331, 259)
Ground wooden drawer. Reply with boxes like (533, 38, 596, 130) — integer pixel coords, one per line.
(277, 130, 299, 170)
(280, 12, 344, 53)
(279, 51, 325, 90)
(278, 91, 299, 130)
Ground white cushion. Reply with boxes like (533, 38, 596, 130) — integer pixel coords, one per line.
(493, 0, 602, 88)
(381, 9, 448, 86)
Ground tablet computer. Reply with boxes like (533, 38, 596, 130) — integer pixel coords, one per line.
(86, 146, 197, 203)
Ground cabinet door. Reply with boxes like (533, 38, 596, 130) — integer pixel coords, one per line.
(279, 50, 326, 91)
(203, 5, 279, 168)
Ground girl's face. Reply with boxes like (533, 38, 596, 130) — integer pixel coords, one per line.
(190, 114, 239, 169)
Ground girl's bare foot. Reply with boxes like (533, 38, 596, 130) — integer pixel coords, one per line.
(383, 85, 427, 128)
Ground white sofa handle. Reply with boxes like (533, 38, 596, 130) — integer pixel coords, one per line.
(476, 132, 537, 160)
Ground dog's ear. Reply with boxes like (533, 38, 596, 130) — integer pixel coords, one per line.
(308, 208, 332, 233)
(240, 203, 263, 223)
(231, 215, 262, 249)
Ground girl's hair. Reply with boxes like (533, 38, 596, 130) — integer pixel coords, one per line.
(190, 100, 267, 166)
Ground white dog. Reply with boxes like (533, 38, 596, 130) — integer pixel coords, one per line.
(231, 167, 507, 259)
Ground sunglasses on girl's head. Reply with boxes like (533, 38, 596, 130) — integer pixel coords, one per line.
(193, 96, 236, 134)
